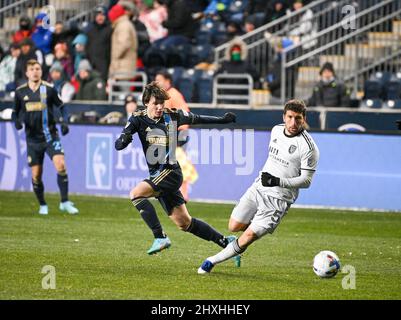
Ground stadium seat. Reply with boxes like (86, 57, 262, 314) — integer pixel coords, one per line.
(212, 32, 229, 46)
(383, 99, 401, 109)
(384, 80, 401, 100)
(196, 31, 212, 45)
(363, 79, 383, 99)
(196, 71, 215, 103)
(359, 98, 383, 109)
(371, 71, 393, 86)
(177, 69, 196, 102)
(144, 48, 166, 68)
(167, 67, 185, 87)
(188, 44, 213, 66)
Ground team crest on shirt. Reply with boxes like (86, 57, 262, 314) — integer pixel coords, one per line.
(273, 139, 277, 143)
(288, 145, 297, 154)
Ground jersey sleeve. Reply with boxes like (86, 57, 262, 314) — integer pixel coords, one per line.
(13, 90, 22, 119)
(122, 115, 140, 135)
(176, 109, 230, 126)
(300, 140, 320, 172)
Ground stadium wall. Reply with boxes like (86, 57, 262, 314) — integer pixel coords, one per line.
(0, 121, 400, 211)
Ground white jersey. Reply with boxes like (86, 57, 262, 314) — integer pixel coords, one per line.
(256, 124, 320, 203)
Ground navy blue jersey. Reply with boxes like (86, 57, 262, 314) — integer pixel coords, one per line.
(14, 81, 64, 143)
(115, 108, 234, 176)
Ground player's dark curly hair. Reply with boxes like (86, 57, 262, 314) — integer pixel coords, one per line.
(142, 81, 170, 105)
(284, 99, 306, 117)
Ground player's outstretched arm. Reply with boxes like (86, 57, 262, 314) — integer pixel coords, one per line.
(179, 110, 236, 125)
(115, 117, 138, 150)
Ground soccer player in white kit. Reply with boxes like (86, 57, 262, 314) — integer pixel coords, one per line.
(198, 99, 320, 274)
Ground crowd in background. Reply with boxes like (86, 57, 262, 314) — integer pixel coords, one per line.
(0, 0, 351, 109)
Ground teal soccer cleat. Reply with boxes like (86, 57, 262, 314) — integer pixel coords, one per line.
(59, 201, 79, 214)
(147, 237, 171, 255)
(226, 235, 241, 267)
(38, 205, 48, 215)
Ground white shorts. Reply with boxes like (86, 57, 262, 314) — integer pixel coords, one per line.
(231, 183, 291, 238)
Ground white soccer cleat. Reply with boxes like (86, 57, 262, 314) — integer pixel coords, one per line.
(59, 201, 79, 214)
(38, 205, 48, 215)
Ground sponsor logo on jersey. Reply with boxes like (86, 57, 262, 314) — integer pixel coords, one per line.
(25, 102, 46, 112)
(86, 133, 112, 190)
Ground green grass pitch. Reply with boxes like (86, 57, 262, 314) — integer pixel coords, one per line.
(0, 190, 400, 300)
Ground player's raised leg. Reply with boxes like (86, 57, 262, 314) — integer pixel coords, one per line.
(31, 165, 48, 215)
(130, 181, 170, 255)
(169, 203, 233, 249)
(53, 154, 78, 214)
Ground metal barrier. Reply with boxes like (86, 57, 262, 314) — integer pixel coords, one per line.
(214, 0, 352, 77)
(107, 72, 148, 104)
(212, 73, 253, 107)
(280, 0, 401, 103)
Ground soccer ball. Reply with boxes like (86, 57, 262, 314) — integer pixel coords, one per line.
(313, 250, 341, 278)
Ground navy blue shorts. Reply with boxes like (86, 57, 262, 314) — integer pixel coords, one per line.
(145, 166, 186, 215)
(27, 138, 64, 167)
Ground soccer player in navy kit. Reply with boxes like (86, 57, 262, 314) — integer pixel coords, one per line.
(115, 82, 240, 259)
(198, 99, 320, 274)
(13, 59, 78, 215)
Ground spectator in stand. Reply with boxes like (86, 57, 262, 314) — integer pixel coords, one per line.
(308, 62, 351, 108)
(243, 0, 270, 26)
(264, 0, 287, 24)
(139, 0, 168, 43)
(265, 37, 294, 105)
(48, 61, 76, 103)
(226, 21, 244, 41)
(75, 59, 107, 101)
(14, 38, 44, 87)
(156, 0, 195, 48)
(12, 16, 33, 44)
(85, 5, 112, 82)
(53, 42, 74, 79)
(108, 3, 137, 80)
(0, 43, 21, 92)
(31, 12, 53, 55)
(120, 0, 151, 68)
(216, 37, 261, 89)
(124, 93, 139, 119)
(155, 70, 190, 114)
(50, 21, 80, 53)
(287, 0, 317, 50)
(72, 33, 88, 76)
(244, 15, 259, 33)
